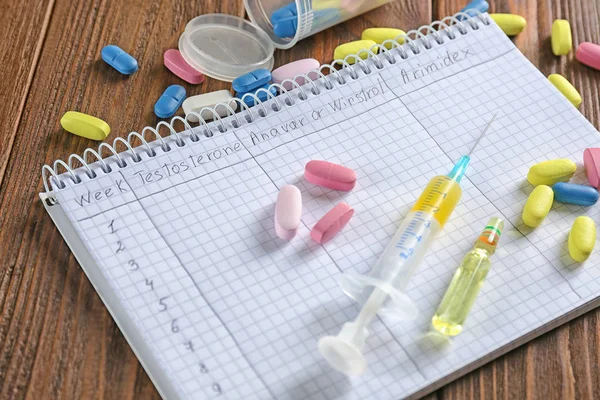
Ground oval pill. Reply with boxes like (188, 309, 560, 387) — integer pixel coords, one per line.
(274, 184, 302, 240)
(182, 90, 237, 123)
(273, 14, 298, 38)
(460, 0, 489, 15)
(490, 14, 526, 36)
(568, 216, 596, 262)
(311, 202, 354, 244)
(101, 45, 138, 75)
(235, 84, 278, 107)
(551, 20, 572, 56)
(548, 74, 582, 107)
(271, 58, 321, 90)
(552, 182, 599, 206)
(60, 111, 111, 141)
(334, 40, 377, 64)
(576, 42, 600, 71)
(305, 160, 357, 191)
(271, 2, 297, 22)
(583, 148, 600, 189)
(527, 159, 577, 186)
(154, 85, 186, 118)
(232, 69, 272, 93)
(361, 28, 406, 49)
(164, 49, 205, 84)
(522, 185, 554, 228)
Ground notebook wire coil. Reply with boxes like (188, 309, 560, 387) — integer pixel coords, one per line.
(42, 10, 490, 201)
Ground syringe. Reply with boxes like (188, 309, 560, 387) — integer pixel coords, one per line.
(318, 113, 498, 376)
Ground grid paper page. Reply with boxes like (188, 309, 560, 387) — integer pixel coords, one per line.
(47, 16, 600, 400)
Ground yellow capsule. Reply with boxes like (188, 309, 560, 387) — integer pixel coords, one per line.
(312, 0, 341, 10)
(551, 19, 572, 56)
(361, 28, 406, 49)
(334, 40, 378, 64)
(568, 216, 596, 262)
(548, 74, 582, 107)
(522, 185, 554, 228)
(490, 13, 527, 36)
(60, 111, 110, 141)
(527, 159, 577, 186)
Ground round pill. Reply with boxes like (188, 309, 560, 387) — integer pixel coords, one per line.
(551, 20, 572, 56)
(101, 45, 138, 75)
(527, 159, 576, 186)
(154, 85, 186, 119)
(522, 185, 554, 228)
(490, 14, 526, 36)
(164, 49, 205, 84)
(60, 111, 110, 141)
(576, 42, 600, 71)
(274, 184, 302, 240)
(361, 28, 406, 49)
(583, 148, 600, 189)
(568, 216, 596, 262)
(334, 40, 377, 64)
(305, 160, 357, 191)
(552, 182, 599, 206)
(311, 202, 354, 244)
(548, 74, 582, 108)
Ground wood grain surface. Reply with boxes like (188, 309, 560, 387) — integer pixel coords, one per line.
(0, 0, 598, 398)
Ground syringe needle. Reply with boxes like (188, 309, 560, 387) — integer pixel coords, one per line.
(467, 112, 499, 156)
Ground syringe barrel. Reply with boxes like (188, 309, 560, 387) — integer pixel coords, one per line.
(337, 175, 462, 318)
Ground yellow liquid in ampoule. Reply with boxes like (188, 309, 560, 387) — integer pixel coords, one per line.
(431, 217, 503, 336)
(431, 248, 491, 336)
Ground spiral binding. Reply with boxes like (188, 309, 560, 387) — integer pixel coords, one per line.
(42, 10, 490, 201)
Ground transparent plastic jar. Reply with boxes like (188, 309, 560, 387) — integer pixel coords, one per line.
(244, 0, 393, 49)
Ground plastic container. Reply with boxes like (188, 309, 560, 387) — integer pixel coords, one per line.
(244, 0, 393, 49)
(179, 14, 275, 82)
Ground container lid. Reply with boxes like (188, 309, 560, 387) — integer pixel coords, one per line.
(178, 14, 275, 82)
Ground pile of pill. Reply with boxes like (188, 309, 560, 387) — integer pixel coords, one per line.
(274, 160, 357, 244)
(523, 153, 598, 262)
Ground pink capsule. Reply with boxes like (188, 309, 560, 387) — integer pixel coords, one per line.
(311, 202, 354, 244)
(305, 160, 357, 191)
(274, 184, 302, 240)
(576, 42, 600, 71)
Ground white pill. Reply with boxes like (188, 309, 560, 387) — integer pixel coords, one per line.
(182, 90, 237, 122)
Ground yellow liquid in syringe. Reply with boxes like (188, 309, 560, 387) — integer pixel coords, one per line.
(411, 175, 462, 227)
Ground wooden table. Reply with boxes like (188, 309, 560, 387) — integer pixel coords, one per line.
(1, 0, 599, 398)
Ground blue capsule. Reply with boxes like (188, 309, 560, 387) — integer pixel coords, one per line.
(154, 85, 186, 118)
(460, 0, 489, 17)
(552, 182, 599, 206)
(274, 14, 298, 38)
(236, 84, 278, 107)
(101, 45, 138, 75)
(232, 69, 272, 93)
(270, 2, 297, 23)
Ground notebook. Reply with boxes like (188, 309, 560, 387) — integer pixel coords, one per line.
(40, 12, 600, 400)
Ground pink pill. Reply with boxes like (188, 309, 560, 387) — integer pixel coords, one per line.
(274, 184, 302, 240)
(305, 160, 357, 191)
(584, 148, 600, 189)
(311, 202, 354, 244)
(164, 49, 205, 84)
(576, 42, 600, 71)
(272, 58, 320, 90)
